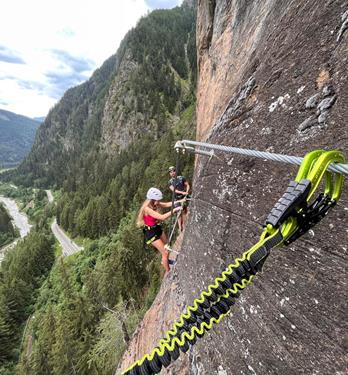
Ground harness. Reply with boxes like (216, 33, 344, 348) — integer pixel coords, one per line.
(144, 225, 158, 231)
(123, 149, 345, 375)
(143, 223, 162, 246)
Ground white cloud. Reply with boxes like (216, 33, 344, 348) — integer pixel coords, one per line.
(0, 0, 155, 118)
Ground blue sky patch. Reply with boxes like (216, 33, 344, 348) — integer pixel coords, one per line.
(50, 50, 94, 73)
(0, 46, 25, 64)
(45, 71, 86, 98)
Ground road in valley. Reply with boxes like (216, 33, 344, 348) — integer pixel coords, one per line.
(46, 190, 83, 256)
(51, 219, 83, 256)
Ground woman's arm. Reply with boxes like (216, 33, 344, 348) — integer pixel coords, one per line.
(159, 200, 181, 208)
(159, 199, 186, 208)
(159, 201, 172, 208)
(145, 206, 172, 221)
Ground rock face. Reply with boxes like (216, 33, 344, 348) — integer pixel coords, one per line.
(101, 51, 144, 152)
(116, 274, 190, 375)
(179, 0, 348, 374)
(119, 1, 348, 375)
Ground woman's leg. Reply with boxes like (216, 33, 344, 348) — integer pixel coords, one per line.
(160, 231, 168, 244)
(151, 238, 170, 273)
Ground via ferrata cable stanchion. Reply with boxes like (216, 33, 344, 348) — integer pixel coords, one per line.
(122, 150, 345, 375)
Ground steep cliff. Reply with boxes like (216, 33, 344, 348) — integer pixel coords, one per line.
(101, 7, 196, 153)
(119, 1, 348, 374)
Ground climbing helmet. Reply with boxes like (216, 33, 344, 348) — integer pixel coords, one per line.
(147, 187, 163, 201)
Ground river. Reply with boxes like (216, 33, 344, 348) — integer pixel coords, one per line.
(0, 196, 32, 237)
(0, 196, 32, 263)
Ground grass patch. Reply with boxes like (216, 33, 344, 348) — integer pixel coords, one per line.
(71, 236, 92, 249)
(53, 241, 62, 258)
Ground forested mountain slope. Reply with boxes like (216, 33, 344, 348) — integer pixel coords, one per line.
(0, 3, 197, 374)
(14, 6, 196, 189)
(0, 110, 40, 168)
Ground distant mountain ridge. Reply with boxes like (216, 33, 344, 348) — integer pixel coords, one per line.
(0, 109, 40, 168)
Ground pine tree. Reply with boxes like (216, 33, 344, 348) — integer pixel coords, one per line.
(0, 305, 14, 364)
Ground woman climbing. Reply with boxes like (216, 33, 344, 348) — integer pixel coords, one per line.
(136, 187, 182, 274)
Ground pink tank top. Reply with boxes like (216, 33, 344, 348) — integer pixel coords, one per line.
(144, 215, 157, 226)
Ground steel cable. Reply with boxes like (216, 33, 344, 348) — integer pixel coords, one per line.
(175, 140, 348, 175)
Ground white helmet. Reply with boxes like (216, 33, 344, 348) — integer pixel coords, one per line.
(146, 187, 163, 200)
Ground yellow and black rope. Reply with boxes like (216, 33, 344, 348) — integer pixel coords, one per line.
(122, 150, 345, 375)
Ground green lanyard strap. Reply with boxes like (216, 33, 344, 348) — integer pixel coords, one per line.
(122, 150, 345, 375)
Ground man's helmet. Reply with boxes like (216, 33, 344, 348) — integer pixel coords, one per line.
(168, 166, 176, 172)
(146, 187, 163, 200)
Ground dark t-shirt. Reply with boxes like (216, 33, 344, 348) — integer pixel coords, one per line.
(169, 176, 186, 199)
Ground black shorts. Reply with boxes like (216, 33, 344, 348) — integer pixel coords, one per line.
(143, 225, 163, 244)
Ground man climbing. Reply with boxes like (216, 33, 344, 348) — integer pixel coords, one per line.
(168, 166, 190, 232)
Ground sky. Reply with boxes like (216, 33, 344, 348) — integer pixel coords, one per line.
(0, 0, 184, 119)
